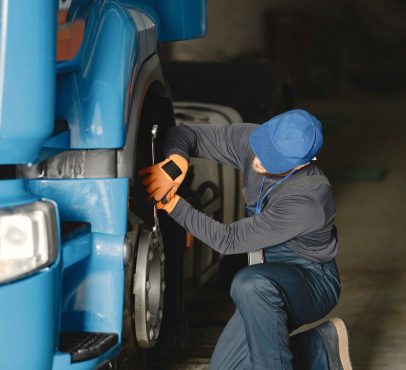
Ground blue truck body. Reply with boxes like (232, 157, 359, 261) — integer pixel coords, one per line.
(0, 1, 207, 369)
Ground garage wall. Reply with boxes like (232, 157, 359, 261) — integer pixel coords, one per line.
(163, 0, 406, 94)
(167, 0, 334, 62)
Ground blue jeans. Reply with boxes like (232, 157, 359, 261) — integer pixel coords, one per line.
(209, 244, 340, 370)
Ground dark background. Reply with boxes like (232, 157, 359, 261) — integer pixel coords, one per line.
(162, 0, 406, 97)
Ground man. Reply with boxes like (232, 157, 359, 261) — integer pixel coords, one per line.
(140, 109, 352, 370)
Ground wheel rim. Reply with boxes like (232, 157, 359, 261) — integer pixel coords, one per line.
(133, 227, 165, 348)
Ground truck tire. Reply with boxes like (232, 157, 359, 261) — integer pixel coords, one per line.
(115, 55, 187, 369)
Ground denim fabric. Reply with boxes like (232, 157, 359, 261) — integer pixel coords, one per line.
(290, 327, 330, 370)
(209, 207, 340, 370)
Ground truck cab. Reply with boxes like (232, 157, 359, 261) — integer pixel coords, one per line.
(0, 1, 207, 369)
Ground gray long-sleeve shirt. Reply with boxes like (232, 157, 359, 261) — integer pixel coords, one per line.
(164, 123, 338, 263)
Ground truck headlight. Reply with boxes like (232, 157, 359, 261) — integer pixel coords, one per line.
(0, 201, 58, 283)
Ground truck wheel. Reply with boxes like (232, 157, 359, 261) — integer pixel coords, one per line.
(116, 72, 187, 368)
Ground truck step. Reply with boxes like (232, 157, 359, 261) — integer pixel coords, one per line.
(60, 331, 118, 363)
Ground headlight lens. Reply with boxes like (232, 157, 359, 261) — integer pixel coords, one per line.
(0, 201, 58, 283)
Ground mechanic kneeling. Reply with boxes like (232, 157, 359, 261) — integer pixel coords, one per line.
(139, 109, 352, 370)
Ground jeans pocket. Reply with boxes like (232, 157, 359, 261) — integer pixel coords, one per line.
(321, 262, 340, 282)
(301, 261, 324, 276)
(320, 263, 341, 301)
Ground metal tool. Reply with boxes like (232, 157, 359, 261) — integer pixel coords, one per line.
(131, 124, 165, 349)
(151, 124, 159, 233)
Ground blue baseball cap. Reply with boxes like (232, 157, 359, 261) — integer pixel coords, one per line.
(249, 109, 323, 174)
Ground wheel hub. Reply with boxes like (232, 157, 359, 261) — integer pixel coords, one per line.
(133, 227, 165, 348)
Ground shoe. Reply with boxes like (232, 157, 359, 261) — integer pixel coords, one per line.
(316, 317, 352, 370)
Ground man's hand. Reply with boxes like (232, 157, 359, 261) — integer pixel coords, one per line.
(156, 194, 181, 214)
(138, 154, 188, 204)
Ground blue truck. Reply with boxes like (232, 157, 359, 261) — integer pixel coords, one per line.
(0, 1, 207, 369)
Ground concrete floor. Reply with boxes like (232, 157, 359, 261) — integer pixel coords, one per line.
(306, 88, 406, 370)
(151, 88, 406, 369)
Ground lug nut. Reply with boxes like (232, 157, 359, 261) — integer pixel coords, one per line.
(159, 310, 163, 320)
(161, 253, 165, 263)
(148, 250, 154, 262)
(146, 280, 151, 292)
(146, 310, 151, 322)
(149, 328, 154, 341)
(154, 328, 159, 339)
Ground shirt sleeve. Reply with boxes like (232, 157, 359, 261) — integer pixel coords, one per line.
(169, 195, 326, 255)
(163, 123, 257, 171)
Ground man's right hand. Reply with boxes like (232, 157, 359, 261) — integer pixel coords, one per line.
(138, 154, 188, 204)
